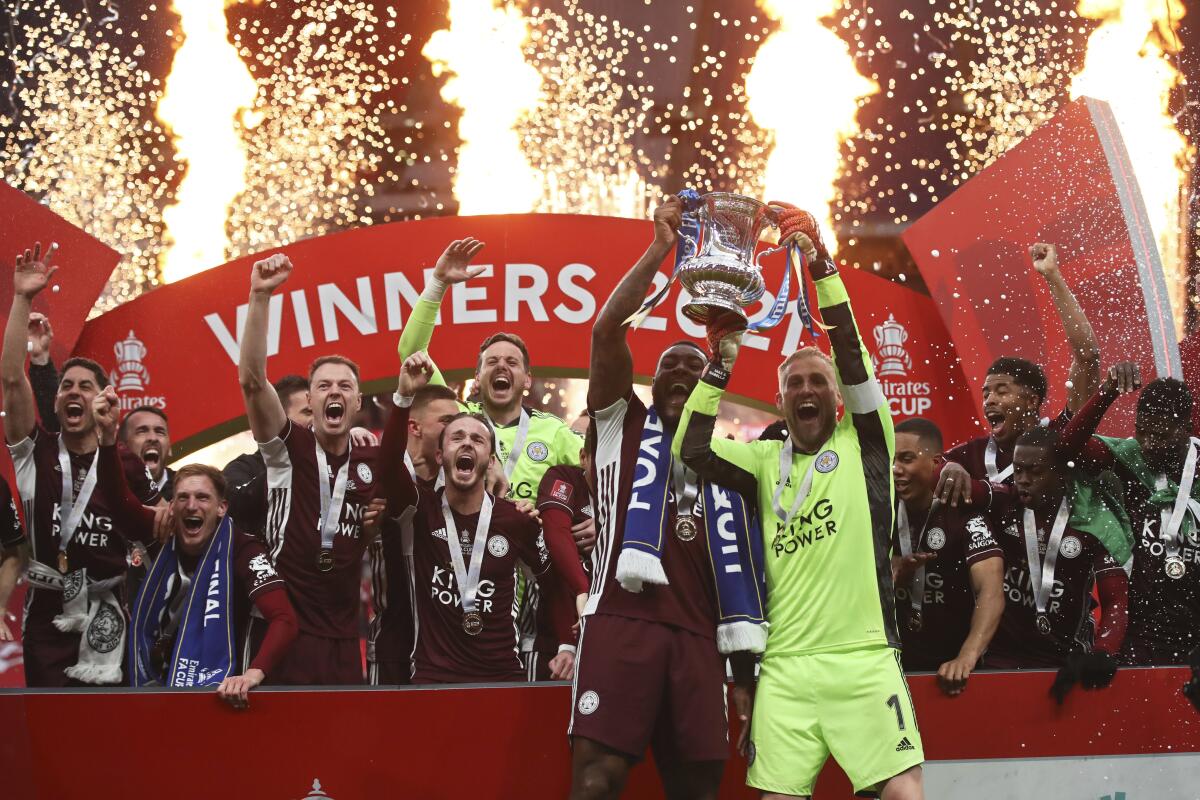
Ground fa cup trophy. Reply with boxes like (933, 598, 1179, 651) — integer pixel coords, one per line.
(627, 190, 822, 334)
(675, 192, 786, 325)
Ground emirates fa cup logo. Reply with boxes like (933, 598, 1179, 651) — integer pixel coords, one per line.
(112, 330, 149, 392)
(872, 315, 912, 378)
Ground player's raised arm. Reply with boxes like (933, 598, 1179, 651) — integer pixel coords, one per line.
(238, 254, 291, 443)
(2, 242, 57, 443)
(396, 238, 485, 387)
(588, 196, 682, 412)
(376, 352, 434, 514)
(1029, 243, 1101, 413)
(672, 316, 760, 498)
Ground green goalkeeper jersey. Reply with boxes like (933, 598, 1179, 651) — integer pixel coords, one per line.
(398, 295, 582, 501)
(672, 272, 900, 658)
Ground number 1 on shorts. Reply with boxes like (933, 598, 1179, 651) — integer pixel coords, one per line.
(886, 694, 906, 731)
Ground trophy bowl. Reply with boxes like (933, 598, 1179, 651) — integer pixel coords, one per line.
(677, 192, 782, 324)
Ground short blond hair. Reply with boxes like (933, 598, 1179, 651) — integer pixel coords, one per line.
(777, 347, 833, 390)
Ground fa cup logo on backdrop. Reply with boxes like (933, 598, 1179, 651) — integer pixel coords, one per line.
(112, 330, 149, 392)
(873, 315, 912, 378)
(110, 330, 166, 411)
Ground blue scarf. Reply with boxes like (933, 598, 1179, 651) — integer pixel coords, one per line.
(615, 406, 768, 653)
(129, 517, 236, 687)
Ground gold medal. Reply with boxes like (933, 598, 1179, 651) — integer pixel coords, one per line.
(316, 550, 334, 573)
(57, 551, 69, 574)
(462, 611, 484, 636)
(674, 516, 698, 542)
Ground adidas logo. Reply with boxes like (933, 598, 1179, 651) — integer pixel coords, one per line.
(895, 737, 915, 752)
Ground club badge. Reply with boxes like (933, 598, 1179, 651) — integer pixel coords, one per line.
(1058, 535, 1082, 559)
(577, 690, 600, 715)
(815, 450, 839, 473)
(356, 463, 373, 485)
(487, 535, 510, 557)
(87, 604, 124, 654)
(926, 528, 946, 551)
(526, 441, 549, 462)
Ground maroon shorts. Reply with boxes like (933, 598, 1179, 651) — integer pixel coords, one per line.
(569, 613, 728, 763)
(368, 659, 411, 685)
(259, 628, 363, 686)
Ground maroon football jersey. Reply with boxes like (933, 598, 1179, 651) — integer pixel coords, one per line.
(9, 427, 129, 627)
(892, 502, 1003, 669)
(534, 464, 592, 660)
(587, 392, 719, 639)
(409, 487, 549, 683)
(260, 421, 379, 639)
(1112, 462, 1200, 664)
(986, 493, 1124, 668)
(944, 408, 1071, 483)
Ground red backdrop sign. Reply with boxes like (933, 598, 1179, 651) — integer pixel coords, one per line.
(70, 214, 982, 456)
(2, 667, 1196, 799)
(0, 181, 120, 367)
(903, 97, 1180, 434)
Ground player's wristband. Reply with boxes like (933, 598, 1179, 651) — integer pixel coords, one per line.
(557, 644, 577, 655)
(701, 363, 731, 389)
(420, 276, 448, 303)
(392, 392, 414, 408)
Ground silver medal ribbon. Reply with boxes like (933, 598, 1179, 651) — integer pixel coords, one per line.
(671, 459, 700, 518)
(984, 438, 1014, 482)
(441, 493, 494, 614)
(315, 441, 352, 556)
(57, 437, 99, 559)
(487, 408, 530, 481)
(1159, 438, 1200, 564)
(1022, 497, 1071, 618)
(896, 501, 938, 621)
(773, 438, 817, 523)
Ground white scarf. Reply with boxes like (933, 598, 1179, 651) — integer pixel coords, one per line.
(27, 560, 125, 684)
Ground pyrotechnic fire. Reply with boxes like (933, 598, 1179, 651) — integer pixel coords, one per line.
(746, 0, 877, 250)
(157, 0, 257, 283)
(424, 0, 543, 215)
(1070, 0, 1192, 327)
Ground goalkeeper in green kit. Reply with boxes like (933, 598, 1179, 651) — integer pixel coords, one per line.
(673, 207, 924, 799)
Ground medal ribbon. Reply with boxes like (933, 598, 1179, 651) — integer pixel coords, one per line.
(671, 459, 700, 518)
(772, 438, 818, 523)
(1160, 439, 1200, 564)
(315, 441, 352, 556)
(1022, 497, 1071, 617)
(57, 437, 99, 559)
(896, 501, 939, 622)
(984, 438, 1014, 482)
(441, 493, 494, 615)
(486, 407, 530, 482)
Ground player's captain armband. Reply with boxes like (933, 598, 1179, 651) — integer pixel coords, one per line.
(842, 379, 885, 415)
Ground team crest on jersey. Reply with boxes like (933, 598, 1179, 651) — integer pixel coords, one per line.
(526, 441, 549, 462)
(357, 463, 373, 485)
(815, 450, 839, 473)
(926, 528, 946, 550)
(577, 690, 600, 715)
(1059, 535, 1082, 559)
(87, 604, 124, 654)
(487, 536, 510, 557)
(248, 553, 278, 586)
(550, 479, 573, 504)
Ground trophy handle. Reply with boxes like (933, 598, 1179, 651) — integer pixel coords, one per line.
(754, 244, 787, 269)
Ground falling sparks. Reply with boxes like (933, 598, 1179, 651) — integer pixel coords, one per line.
(0, 3, 169, 310)
(156, 0, 257, 282)
(424, 0, 543, 215)
(745, 0, 877, 248)
(227, 2, 403, 257)
(1070, 0, 1192, 328)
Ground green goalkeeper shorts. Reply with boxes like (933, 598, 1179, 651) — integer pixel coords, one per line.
(746, 646, 923, 796)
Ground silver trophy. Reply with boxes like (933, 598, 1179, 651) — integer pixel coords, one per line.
(676, 192, 786, 324)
